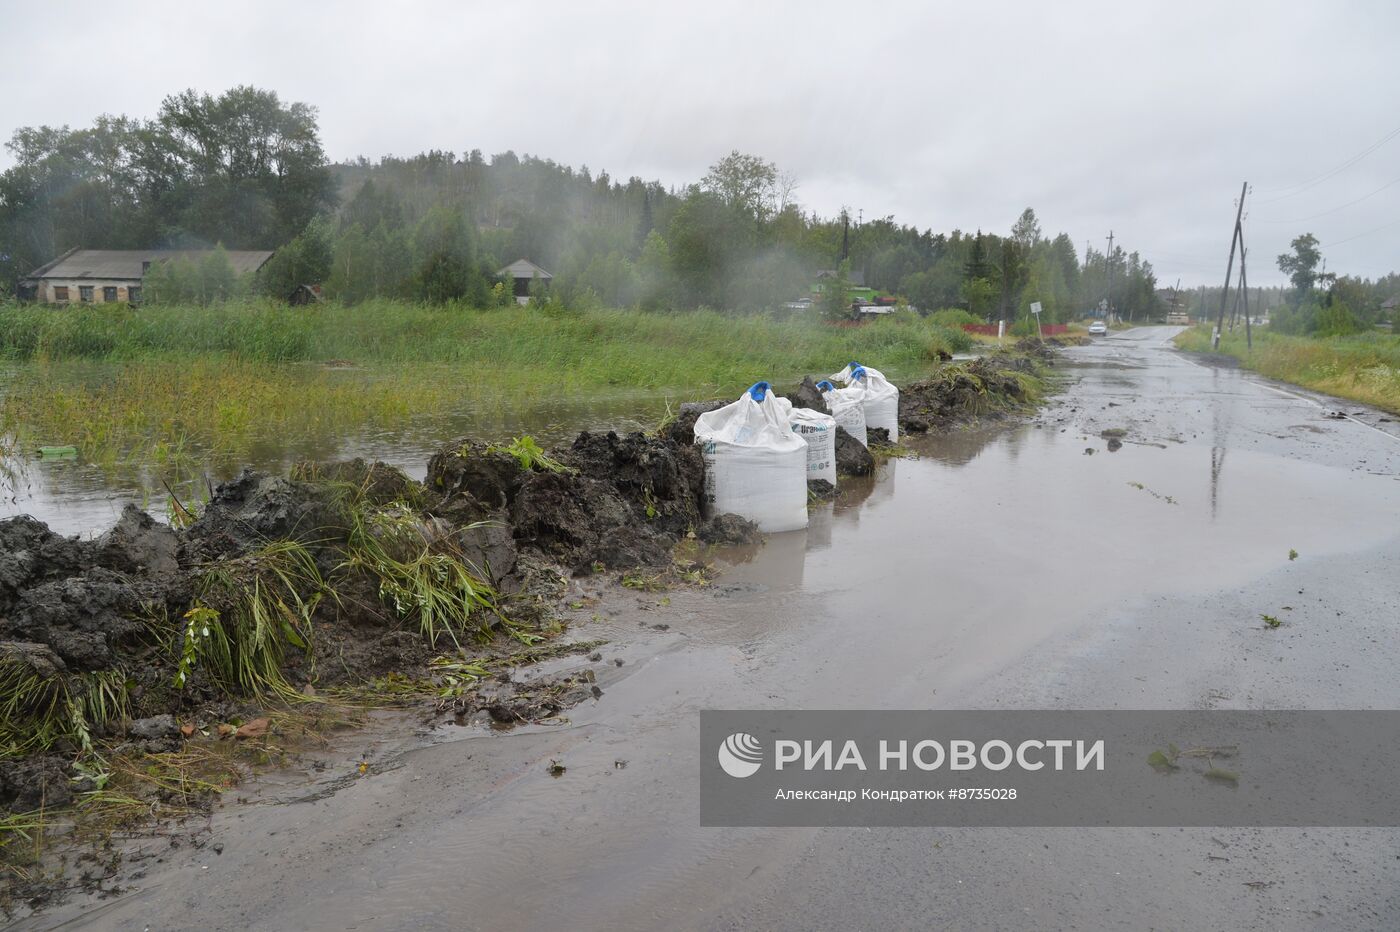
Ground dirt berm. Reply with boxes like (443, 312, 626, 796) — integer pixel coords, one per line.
(0, 350, 1050, 869)
(898, 354, 1041, 434)
(0, 431, 756, 828)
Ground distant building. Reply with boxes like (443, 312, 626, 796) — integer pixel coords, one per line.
(496, 258, 553, 306)
(17, 248, 275, 305)
(288, 283, 325, 306)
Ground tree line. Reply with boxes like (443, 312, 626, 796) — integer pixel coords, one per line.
(1269, 233, 1399, 336)
(2, 85, 1164, 323)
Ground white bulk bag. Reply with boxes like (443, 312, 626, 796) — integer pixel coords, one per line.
(693, 382, 809, 532)
(775, 398, 837, 487)
(816, 379, 868, 448)
(830, 362, 899, 443)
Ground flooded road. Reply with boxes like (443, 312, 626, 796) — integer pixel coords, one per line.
(28, 328, 1400, 930)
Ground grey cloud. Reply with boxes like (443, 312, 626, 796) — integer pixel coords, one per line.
(3, 0, 1398, 284)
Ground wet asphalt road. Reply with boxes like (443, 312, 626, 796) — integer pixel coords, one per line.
(27, 327, 1400, 931)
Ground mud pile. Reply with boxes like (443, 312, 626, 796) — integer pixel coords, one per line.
(0, 429, 736, 820)
(1, 509, 186, 676)
(780, 376, 832, 415)
(834, 427, 875, 476)
(426, 430, 713, 573)
(898, 355, 1040, 434)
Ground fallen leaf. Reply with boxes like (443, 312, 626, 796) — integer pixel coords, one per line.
(180, 723, 196, 738)
(235, 717, 270, 739)
(216, 723, 236, 738)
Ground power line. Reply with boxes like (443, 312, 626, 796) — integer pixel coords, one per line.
(1255, 174, 1400, 224)
(1254, 122, 1400, 204)
(1321, 216, 1400, 249)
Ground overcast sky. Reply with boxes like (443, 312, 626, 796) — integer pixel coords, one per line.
(4, 0, 1398, 286)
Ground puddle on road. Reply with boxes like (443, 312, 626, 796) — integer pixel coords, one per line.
(145, 418, 1400, 932)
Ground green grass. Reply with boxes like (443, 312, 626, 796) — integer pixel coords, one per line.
(336, 500, 506, 650)
(0, 298, 970, 373)
(1174, 324, 1400, 414)
(0, 300, 972, 470)
(0, 649, 130, 757)
(189, 540, 328, 696)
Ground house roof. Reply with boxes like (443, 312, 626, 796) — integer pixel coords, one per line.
(497, 258, 553, 280)
(22, 248, 275, 281)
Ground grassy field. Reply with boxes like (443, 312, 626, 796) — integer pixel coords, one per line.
(0, 300, 972, 468)
(1174, 324, 1400, 414)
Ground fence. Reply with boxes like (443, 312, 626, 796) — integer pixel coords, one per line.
(961, 323, 1069, 337)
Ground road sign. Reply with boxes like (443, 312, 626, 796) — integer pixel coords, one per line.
(1030, 302, 1042, 315)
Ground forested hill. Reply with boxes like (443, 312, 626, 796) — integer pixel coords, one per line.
(1, 85, 1160, 320)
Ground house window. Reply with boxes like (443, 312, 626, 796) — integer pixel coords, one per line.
(53, 285, 69, 302)
(128, 286, 143, 304)
(103, 286, 118, 302)
(79, 285, 94, 303)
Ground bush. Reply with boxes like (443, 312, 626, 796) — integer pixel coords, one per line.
(928, 308, 982, 328)
(1272, 301, 1318, 335)
(1315, 301, 1363, 337)
(933, 324, 973, 354)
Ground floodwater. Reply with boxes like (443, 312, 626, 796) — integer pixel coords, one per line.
(25, 327, 1400, 930)
(0, 387, 674, 537)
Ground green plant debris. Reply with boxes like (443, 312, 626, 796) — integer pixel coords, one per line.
(0, 647, 130, 757)
(621, 572, 668, 592)
(1147, 743, 1240, 785)
(1127, 481, 1177, 505)
(485, 435, 576, 474)
(1147, 746, 1181, 773)
(1204, 768, 1240, 786)
(191, 540, 328, 695)
(1289, 549, 1299, 561)
(336, 501, 512, 649)
(869, 442, 918, 459)
(1261, 614, 1282, 628)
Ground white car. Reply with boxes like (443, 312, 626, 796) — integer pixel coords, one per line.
(1088, 320, 1108, 335)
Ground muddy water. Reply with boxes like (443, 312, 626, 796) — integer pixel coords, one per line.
(30, 327, 1400, 931)
(0, 389, 673, 537)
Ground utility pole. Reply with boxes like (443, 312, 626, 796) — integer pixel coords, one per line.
(1214, 182, 1248, 348)
(1105, 230, 1115, 321)
(1240, 244, 1252, 349)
